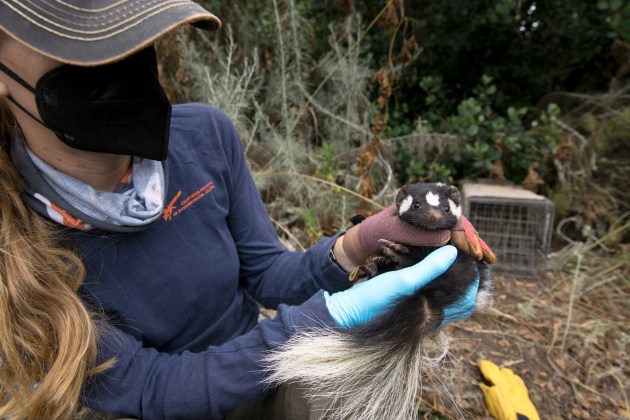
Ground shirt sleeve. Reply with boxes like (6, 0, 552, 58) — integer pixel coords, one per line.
(82, 291, 335, 420)
(210, 107, 351, 308)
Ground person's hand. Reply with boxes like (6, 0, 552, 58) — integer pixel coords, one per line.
(441, 277, 479, 326)
(325, 245, 459, 328)
(340, 204, 451, 268)
(451, 216, 497, 264)
(336, 205, 496, 275)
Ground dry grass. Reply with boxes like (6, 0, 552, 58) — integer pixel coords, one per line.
(419, 238, 630, 419)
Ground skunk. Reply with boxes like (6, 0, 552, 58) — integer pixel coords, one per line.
(264, 182, 493, 420)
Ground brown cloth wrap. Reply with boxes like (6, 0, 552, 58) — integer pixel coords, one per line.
(342, 204, 496, 270)
(342, 205, 451, 266)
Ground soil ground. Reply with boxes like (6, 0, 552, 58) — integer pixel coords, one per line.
(419, 244, 630, 419)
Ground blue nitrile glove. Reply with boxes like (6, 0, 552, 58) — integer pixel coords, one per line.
(324, 245, 459, 328)
(441, 276, 480, 326)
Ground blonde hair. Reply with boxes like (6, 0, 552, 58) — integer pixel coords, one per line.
(0, 100, 111, 418)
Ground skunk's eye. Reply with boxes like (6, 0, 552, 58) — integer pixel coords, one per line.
(413, 202, 421, 209)
(444, 206, 450, 212)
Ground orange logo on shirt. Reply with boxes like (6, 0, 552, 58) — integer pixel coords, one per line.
(162, 190, 182, 221)
(162, 181, 215, 221)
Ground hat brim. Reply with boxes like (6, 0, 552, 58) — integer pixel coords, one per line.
(0, 0, 221, 66)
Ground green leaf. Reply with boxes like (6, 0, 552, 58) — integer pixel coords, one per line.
(467, 125, 479, 136)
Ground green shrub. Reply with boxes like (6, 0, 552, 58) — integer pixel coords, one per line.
(394, 75, 561, 187)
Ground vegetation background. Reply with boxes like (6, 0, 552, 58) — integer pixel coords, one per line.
(156, 0, 630, 418)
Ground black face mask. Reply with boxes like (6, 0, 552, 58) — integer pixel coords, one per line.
(0, 46, 172, 161)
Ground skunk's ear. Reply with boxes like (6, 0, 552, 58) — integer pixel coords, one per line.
(447, 185, 461, 206)
(395, 186, 409, 208)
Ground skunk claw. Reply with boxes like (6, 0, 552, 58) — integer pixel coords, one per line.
(378, 239, 410, 254)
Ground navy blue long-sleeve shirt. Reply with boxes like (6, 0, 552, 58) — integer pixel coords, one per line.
(75, 103, 350, 419)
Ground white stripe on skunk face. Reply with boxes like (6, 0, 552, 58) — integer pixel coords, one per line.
(398, 195, 413, 216)
(448, 199, 462, 218)
(425, 191, 440, 207)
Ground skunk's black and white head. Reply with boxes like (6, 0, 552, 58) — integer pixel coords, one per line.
(395, 182, 462, 230)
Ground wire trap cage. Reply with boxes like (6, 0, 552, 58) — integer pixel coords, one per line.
(461, 182, 555, 279)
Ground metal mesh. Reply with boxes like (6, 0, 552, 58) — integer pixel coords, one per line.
(465, 197, 554, 279)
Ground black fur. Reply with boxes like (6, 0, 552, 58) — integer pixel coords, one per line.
(395, 182, 461, 231)
(351, 182, 492, 349)
(263, 183, 493, 419)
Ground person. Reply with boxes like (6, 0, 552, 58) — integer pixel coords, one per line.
(0, 1, 483, 419)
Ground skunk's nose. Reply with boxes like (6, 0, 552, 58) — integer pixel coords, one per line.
(429, 209, 443, 221)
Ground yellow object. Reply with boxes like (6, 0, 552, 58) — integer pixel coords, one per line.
(478, 359, 540, 420)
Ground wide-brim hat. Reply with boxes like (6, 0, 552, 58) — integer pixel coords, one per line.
(0, 0, 221, 66)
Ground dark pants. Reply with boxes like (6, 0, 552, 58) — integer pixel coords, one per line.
(80, 386, 319, 420)
(80, 314, 320, 419)
(226, 385, 322, 420)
